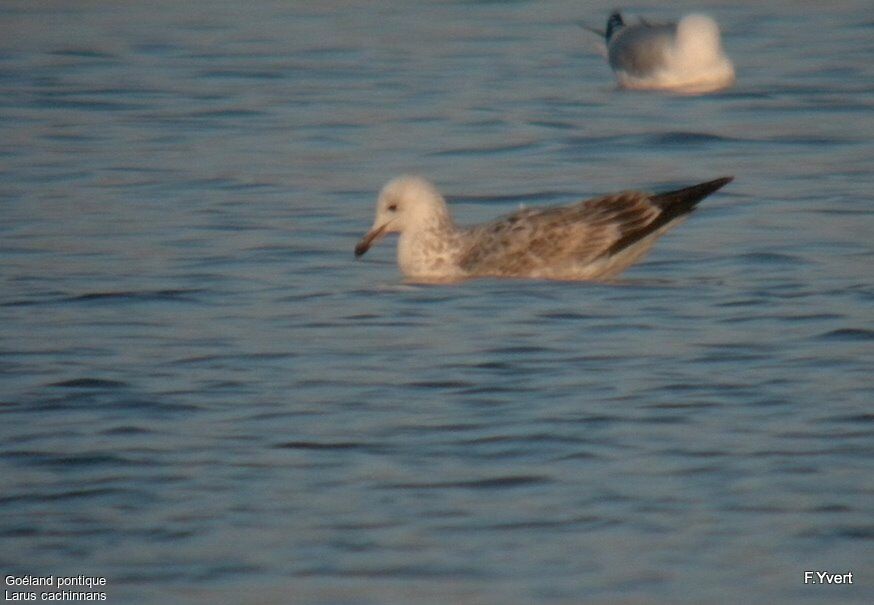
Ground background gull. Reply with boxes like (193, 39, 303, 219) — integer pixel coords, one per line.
(592, 11, 735, 93)
(355, 175, 733, 282)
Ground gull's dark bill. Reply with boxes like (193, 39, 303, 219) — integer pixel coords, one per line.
(354, 222, 390, 258)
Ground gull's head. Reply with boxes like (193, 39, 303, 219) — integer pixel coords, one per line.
(355, 175, 449, 258)
(674, 14, 730, 65)
(667, 14, 735, 92)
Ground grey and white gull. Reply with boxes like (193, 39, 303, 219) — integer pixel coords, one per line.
(355, 175, 733, 282)
(593, 11, 735, 93)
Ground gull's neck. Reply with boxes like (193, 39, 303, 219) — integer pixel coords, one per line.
(397, 202, 466, 280)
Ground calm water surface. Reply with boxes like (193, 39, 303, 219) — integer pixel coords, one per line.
(1, 1, 872, 603)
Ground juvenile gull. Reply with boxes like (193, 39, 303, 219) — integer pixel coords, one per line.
(594, 12, 735, 93)
(355, 175, 733, 282)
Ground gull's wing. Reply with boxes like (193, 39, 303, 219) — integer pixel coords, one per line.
(608, 22, 676, 76)
(457, 178, 733, 277)
(457, 191, 660, 276)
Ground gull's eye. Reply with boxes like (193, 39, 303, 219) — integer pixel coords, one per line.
(387, 203, 398, 212)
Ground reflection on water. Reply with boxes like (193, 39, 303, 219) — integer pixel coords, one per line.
(1, 1, 872, 603)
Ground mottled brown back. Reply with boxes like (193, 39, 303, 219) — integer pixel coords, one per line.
(458, 191, 660, 276)
(457, 177, 732, 277)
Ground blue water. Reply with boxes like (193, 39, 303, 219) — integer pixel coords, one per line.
(1, 1, 872, 603)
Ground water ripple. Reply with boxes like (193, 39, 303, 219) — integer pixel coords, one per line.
(383, 475, 550, 490)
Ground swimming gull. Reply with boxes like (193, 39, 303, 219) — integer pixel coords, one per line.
(592, 12, 735, 93)
(355, 175, 733, 282)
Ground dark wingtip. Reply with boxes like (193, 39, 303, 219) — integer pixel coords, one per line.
(606, 11, 624, 42)
(600, 176, 733, 259)
(706, 176, 734, 190)
(652, 176, 734, 217)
